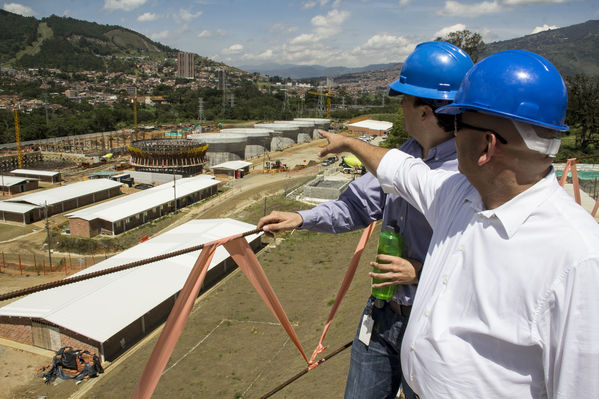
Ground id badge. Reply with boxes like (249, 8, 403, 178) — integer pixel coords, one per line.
(358, 314, 374, 346)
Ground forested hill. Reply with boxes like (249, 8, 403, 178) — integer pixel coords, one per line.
(0, 10, 176, 71)
(482, 19, 599, 76)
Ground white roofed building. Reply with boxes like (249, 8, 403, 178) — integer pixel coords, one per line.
(347, 119, 393, 136)
(0, 219, 263, 361)
(0, 179, 122, 224)
(0, 175, 39, 195)
(210, 161, 252, 179)
(67, 175, 219, 237)
(10, 168, 62, 183)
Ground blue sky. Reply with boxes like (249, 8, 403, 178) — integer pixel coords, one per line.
(2, 0, 597, 67)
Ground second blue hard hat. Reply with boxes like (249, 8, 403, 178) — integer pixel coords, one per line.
(436, 49, 569, 131)
(388, 41, 474, 100)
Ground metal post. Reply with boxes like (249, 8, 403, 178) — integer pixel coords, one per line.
(45, 201, 52, 269)
(18, 254, 22, 275)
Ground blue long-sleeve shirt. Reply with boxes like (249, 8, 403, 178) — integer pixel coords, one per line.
(297, 137, 458, 305)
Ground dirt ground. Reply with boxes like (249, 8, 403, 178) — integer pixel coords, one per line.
(1, 137, 375, 398)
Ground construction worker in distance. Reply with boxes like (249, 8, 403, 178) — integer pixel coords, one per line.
(314, 50, 599, 398)
(258, 41, 473, 399)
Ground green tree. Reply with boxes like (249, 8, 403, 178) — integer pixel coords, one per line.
(565, 74, 599, 150)
(435, 30, 485, 62)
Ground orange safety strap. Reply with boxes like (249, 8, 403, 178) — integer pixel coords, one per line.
(131, 233, 308, 399)
(132, 223, 376, 398)
(308, 221, 376, 368)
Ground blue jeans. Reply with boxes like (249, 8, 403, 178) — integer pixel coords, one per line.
(344, 297, 416, 399)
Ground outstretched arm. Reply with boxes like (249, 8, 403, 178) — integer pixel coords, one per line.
(318, 130, 389, 176)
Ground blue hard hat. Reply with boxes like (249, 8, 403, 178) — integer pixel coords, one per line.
(388, 41, 473, 100)
(436, 50, 569, 131)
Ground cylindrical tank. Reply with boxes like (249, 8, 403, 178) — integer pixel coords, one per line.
(294, 118, 332, 139)
(274, 120, 315, 143)
(220, 128, 273, 158)
(254, 123, 299, 150)
(188, 133, 247, 166)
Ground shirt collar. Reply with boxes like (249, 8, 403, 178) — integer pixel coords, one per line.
(474, 167, 560, 239)
(400, 137, 457, 162)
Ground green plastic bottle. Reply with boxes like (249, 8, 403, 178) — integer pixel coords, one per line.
(372, 225, 403, 300)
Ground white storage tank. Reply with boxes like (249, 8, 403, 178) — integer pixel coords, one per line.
(188, 133, 247, 166)
(254, 123, 299, 150)
(220, 128, 273, 159)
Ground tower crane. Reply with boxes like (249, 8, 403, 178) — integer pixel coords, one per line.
(13, 96, 23, 168)
(307, 86, 334, 119)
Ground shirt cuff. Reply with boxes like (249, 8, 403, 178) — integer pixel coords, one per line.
(294, 210, 308, 229)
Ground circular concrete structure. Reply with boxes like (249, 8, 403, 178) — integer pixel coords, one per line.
(274, 120, 316, 143)
(294, 118, 331, 129)
(188, 133, 247, 166)
(254, 123, 299, 150)
(220, 128, 273, 158)
(128, 139, 208, 175)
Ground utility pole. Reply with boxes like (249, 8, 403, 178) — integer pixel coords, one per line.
(45, 201, 52, 270)
(173, 173, 177, 212)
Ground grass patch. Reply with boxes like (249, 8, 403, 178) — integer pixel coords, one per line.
(0, 223, 38, 242)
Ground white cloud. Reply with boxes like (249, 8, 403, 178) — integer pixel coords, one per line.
(349, 34, 416, 64)
(434, 23, 468, 38)
(137, 12, 158, 22)
(531, 24, 559, 34)
(438, 1, 502, 17)
(150, 30, 170, 40)
(290, 33, 318, 45)
(178, 8, 203, 22)
(504, 0, 568, 4)
(399, 0, 411, 6)
(311, 9, 350, 37)
(271, 23, 298, 34)
(222, 44, 244, 54)
(3, 2, 35, 16)
(103, 0, 147, 12)
(197, 29, 226, 38)
(302, 0, 330, 9)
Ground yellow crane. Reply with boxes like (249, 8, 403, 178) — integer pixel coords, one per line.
(307, 86, 334, 119)
(13, 96, 23, 168)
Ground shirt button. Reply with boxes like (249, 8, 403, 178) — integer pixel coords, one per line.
(411, 343, 415, 350)
(410, 375, 414, 382)
(400, 216, 404, 221)
(442, 278, 448, 285)
(459, 244, 464, 251)
(425, 311, 430, 317)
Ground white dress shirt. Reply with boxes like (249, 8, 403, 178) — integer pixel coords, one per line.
(377, 149, 599, 398)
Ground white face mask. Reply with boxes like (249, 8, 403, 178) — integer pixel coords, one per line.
(511, 120, 561, 157)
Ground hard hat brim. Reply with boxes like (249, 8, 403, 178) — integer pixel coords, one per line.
(436, 103, 569, 131)
(388, 80, 457, 101)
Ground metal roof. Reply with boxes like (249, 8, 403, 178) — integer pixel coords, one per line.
(0, 219, 262, 343)
(4, 179, 122, 207)
(347, 119, 393, 131)
(211, 161, 252, 171)
(0, 200, 39, 213)
(10, 169, 61, 177)
(0, 175, 38, 187)
(66, 175, 219, 222)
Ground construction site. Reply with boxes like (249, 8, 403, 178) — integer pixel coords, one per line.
(0, 107, 598, 398)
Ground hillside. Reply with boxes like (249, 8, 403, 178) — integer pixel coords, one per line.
(238, 62, 398, 80)
(482, 19, 599, 76)
(0, 11, 176, 71)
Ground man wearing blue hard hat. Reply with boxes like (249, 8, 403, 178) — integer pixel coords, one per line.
(259, 41, 473, 398)
(315, 49, 599, 398)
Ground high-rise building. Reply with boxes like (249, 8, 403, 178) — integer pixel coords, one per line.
(177, 52, 195, 79)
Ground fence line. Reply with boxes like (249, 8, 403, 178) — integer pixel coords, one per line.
(0, 251, 103, 276)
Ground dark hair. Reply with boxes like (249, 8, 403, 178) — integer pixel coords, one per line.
(413, 97, 454, 133)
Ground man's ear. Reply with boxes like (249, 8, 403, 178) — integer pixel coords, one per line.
(477, 132, 497, 166)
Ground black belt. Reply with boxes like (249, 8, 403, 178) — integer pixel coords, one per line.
(373, 298, 412, 317)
